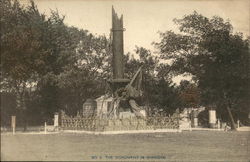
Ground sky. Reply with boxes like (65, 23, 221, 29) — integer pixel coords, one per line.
(20, 0, 250, 53)
(20, 0, 250, 83)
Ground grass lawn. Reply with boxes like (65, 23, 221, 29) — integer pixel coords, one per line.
(1, 131, 249, 161)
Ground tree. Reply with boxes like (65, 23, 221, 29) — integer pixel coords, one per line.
(124, 46, 158, 107)
(124, 46, 181, 115)
(178, 80, 201, 108)
(155, 11, 250, 129)
(1, 0, 51, 129)
(0, 0, 91, 126)
(35, 24, 89, 120)
(124, 46, 159, 78)
(55, 32, 111, 116)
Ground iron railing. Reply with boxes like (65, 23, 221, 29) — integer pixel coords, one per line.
(60, 116, 179, 131)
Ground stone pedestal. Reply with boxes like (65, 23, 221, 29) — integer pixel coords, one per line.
(209, 110, 216, 128)
(193, 118, 198, 127)
(191, 110, 198, 128)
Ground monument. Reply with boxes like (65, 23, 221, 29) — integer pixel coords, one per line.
(60, 7, 178, 131)
(96, 7, 146, 119)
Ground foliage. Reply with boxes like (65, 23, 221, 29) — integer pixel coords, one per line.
(155, 11, 250, 126)
(3, 0, 246, 128)
(178, 80, 201, 108)
(1, 0, 52, 128)
(0, 0, 111, 124)
(124, 47, 182, 114)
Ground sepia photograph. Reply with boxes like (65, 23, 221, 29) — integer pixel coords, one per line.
(1, 0, 250, 161)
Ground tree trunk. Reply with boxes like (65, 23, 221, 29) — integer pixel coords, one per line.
(18, 109, 27, 131)
(226, 105, 236, 130)
(16, 86, 28, 131)
(22, 110, 28, 131)
(223, 92, 237, 131)
(22, 93, 28, 131)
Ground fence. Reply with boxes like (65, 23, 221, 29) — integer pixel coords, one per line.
(60, 116, 179, 132)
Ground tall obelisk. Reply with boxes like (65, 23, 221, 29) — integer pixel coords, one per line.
(109, 7, 145, 118)
(112, 6, 124, 79)
(111, 7, 129, 93)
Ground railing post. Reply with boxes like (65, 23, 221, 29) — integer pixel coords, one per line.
(54, 113, 59, 131)
(44, 122, 47, 134)
(11, 116, 16, 135)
